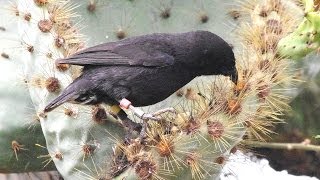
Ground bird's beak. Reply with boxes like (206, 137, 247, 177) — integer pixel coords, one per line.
(230, 67, 238, 85)
(44, 91, 78, 112)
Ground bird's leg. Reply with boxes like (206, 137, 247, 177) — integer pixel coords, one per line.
(110, 105, 141, 135)
(118, 98, 155, 140)
(119, 98, 177, 120)
(119, 98, 160, 121)
(136, 108, 177, 141)
(119, 98, 177, 141)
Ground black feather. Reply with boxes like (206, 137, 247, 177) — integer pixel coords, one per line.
(57, 35, 175, 67)
(45, 31, 237, 112)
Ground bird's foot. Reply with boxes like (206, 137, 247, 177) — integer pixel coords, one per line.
(135, 107, 176, 121)
(152, 107, 176, 116)
(118, 99, 177, 141)
(138, 108, 176, 142)
(141, 113, 161, 121)
(141, 107, 176, 120)
(119, 98, 176, 121)
(138, 120, 148, 142)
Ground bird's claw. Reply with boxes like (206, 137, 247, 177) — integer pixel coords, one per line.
(152, 107, 176, 116)
(138, 108, 176, 142)
(140, 107, 176, 121)
(141, 113, 161, 121)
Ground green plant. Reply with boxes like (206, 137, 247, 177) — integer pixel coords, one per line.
(0, 1, 55, 172)
(278, 0, 320, 59)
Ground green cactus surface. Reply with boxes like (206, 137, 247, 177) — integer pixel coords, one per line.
(0, 1, 55, 172)
(278, 0, 320, 59)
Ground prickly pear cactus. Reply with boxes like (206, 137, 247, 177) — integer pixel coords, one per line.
(1, 0, 318, 179)
(11, 0, 126, 179)
(0, 1, 55, 172)
(278, 0, 320, 59)
(73, 0, 236, 45)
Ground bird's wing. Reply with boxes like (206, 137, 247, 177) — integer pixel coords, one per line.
(57, 40, 175, 67)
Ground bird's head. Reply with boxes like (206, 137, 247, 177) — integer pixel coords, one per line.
(191, 31, 238, 84)
(44, 78, 100, 112)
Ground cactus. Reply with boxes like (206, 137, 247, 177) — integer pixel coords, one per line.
(73, 0, 236, 45)
(0, 1, 55, 172)
(278, 0, 320, 59)
(0, 0, 318, 179)
(12, 1, 127, 179)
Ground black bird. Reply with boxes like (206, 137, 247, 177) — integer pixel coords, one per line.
(44, 31, 237, 129)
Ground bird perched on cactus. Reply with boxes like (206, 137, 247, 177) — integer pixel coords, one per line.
(44, 30, 237, 131)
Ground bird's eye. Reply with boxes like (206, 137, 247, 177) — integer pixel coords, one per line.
(79, 96, 88, 101)
(74, 94, 89, 103)
(75, 93, 97, 105)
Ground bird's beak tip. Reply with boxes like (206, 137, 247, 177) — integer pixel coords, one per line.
(43, 104, 55, 113)
(231, 68, 238, 85)
(231, 75, 238, 85)
(43, 107, 51, 113)
(44, 98, 65, 113)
